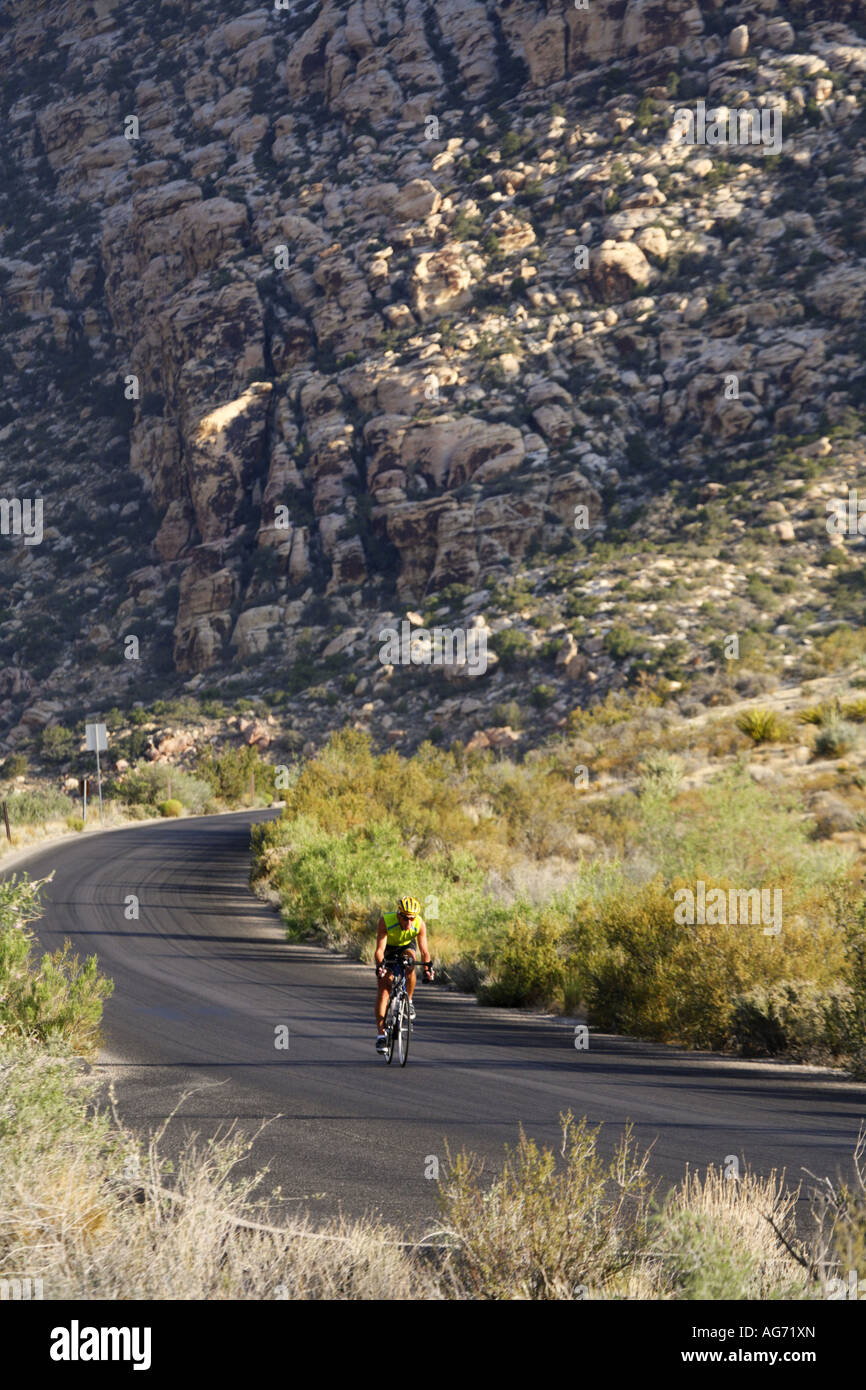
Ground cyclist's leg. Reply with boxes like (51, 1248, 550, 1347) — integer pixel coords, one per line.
(376, 973, 393, 1031)
(376, 951, 396, 1033)
(404, 951, 417, 1001)
(375, 978, 390, 1033)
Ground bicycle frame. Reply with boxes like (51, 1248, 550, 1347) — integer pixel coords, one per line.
(382, 954, 414, 1065)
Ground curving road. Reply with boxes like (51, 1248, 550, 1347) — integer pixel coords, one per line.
(10, 811, 866, 1234)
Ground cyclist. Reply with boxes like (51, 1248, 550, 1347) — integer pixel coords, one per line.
(374, 895, 434, 1053)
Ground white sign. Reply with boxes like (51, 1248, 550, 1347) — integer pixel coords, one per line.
(85, 722, 107, 752)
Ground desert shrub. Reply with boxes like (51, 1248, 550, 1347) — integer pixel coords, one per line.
(39, 725, 76, 764)
(110, 763, 212, 813)
(531, 683, 557, 709)
(652, 1168, 804, 1300)
(65, 815, 85, 832)
(159, 799, 183, 818)
(565, 686, 664, 737)
(269, 730, 478, 850)
(637, 751, 683, 797)
(251, 736, 853, 1058)
(0, 1039, 835, 1300)
(253, 813, 491, 961)
(631, 763, 838, 888)
(438, 1114, 655, 1299)
(572, 874, 843, 1049)
(828, 888, 866, 1070)
(813, 717, 859, 758)
(728, 980, 854, 1060)
(816, 1134, 866, 1288)
(842, 697, 866, 723)
(2, 787, 71, 825)
(479, 915, 563, 1007)
(489, 629, 533, 669)
(195, 743, 275, 805)
(603, 624, 645, 661)
(0, 875, 112, 1055)
(808, 625, 866, 673)
(490, 700, 524, 729)
(0, 753, 27, 778)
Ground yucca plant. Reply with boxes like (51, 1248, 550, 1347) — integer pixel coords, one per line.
(735, 708, 789, 743)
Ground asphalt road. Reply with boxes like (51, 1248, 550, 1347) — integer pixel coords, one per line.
(11, 811, 866, 1235)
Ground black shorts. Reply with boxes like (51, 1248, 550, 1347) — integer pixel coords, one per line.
(383, 945, 416, 970)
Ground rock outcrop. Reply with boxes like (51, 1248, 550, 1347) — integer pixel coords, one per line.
(1, 0, 866, 747)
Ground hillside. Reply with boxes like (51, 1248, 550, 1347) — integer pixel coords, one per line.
(1, 0, 866, 764)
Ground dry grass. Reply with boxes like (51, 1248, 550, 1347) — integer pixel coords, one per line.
(1, 1048, 856, 1301)
(0, 1047, 435, 1300)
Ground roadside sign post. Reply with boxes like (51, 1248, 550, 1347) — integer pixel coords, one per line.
(2, 799, 10, 843)
(85, 722, 107, 827)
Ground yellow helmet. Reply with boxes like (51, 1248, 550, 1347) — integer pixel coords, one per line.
(397, 895, 421, 918)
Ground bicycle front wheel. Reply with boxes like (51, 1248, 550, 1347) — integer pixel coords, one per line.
(397, 996, 410, 1067)
(385, 999, 395, 1064)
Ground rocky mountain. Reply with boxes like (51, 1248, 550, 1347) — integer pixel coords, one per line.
(2, 0, 866, 757)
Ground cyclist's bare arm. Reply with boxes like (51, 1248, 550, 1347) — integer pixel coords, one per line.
(417, 919, 432, 966)
(375, 917, 387, 967)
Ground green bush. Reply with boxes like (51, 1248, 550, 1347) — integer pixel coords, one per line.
(637, 751, 683, 798)
(655, 1204, 787, 1300)
(2, 788, 71, 826)
(814, 717, 858, 758)
(489, 629, 533, 669)
(111, 763, 212, 813)
(0, 753, 27, 778)
(65, 815, 85, 832)
(254, 812, 491, 960)
(531, 683, 557, 709)
(195, 743, 275, 805)
(490, 700, 524, 729)
(0, 875, 112, 1055)
(728, 981, 854, 1060)
(39, 725, 76, 764)
(479, 916, 564, 1008)
(571, 859, 844, 1049)
(159, 799, 183, 817)
(603, 625, 644, 660)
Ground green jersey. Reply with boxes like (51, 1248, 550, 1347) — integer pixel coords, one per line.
(383, 910, 421, 948)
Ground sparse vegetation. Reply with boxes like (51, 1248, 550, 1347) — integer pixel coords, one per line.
(252, 732, 861, 1065)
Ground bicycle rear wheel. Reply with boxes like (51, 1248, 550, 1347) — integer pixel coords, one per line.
(397, 995, 410, 1067)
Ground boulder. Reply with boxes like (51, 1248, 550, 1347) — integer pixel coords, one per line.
(590, 241, 652, 303)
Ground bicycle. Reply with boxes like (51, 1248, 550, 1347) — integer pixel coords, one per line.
(379, 951, 425, 1066)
